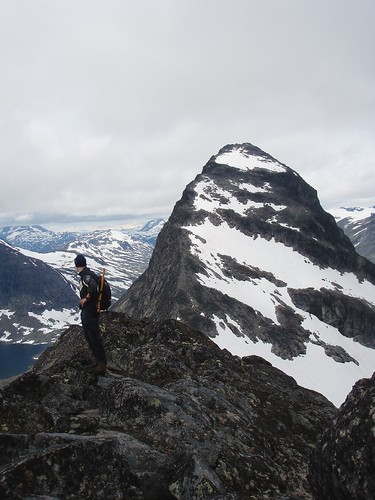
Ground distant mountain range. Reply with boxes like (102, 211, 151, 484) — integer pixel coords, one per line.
(0, 225, 80, 252)
(114, 143, 375, 406)
(328, 206, 375, 264)
(0, 219, 164, 254)
(0, 219, 164, 343)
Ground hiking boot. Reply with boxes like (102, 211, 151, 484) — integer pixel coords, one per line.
(92, 361, 107, 375)
(82, 358, 97, 368)
(85, 361, 98, 371)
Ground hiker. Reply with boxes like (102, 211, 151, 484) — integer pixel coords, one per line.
(74, 254, 107, 375)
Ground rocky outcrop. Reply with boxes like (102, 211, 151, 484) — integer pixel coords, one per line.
(289, 287, 375, 348)
(0, 312, 336, 499)
(309, 372, 375, 499)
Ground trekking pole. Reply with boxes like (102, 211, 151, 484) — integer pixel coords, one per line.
(97, 269, 105, 313)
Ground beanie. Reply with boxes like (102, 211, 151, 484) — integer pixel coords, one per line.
(74, 254, 86, 267)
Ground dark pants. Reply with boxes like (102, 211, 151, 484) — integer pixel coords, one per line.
(81, 304, 106, 363)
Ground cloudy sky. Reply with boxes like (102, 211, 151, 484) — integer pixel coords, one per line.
(1, 0, 374, 229)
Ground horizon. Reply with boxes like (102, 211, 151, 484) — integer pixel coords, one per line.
(0, 215, 168, 233)
(0, 195, 374, 233)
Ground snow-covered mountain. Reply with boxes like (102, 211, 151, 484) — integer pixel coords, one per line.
(0, 241, 79, 343)
(4, 219, 165, 301)
(113, 143, 375, 407)
(128, 219, 166, 245)
(64, 227, 158, 298)
(1, 219, 164, 344)
(328, 206, 375, 264)
(0, 225, 79, 252)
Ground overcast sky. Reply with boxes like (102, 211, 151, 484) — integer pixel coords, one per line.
(1, 0, 374, 230)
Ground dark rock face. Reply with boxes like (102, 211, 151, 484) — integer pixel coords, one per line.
(0, 241, 78, 342)
(309, 373, 375, 499)
(289, 288, 375, 348)
(0, 312, 335, 499)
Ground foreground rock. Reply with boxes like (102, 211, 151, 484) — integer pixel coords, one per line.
(0, 312, 335, 499)
(309, 372, 375, 499)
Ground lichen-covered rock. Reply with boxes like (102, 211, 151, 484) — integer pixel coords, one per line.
(0, 312, 335, 499)
(309, 372, 375, 499)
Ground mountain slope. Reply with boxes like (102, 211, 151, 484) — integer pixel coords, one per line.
(0, 312, 335, 499)
(113, 143, 375, 406)
(0, 241, 79, 343)
(66, 228, 155, 299)
(329, 205, 375, 264)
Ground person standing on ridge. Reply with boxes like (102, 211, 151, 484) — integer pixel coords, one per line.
(74, 254, 107, 375)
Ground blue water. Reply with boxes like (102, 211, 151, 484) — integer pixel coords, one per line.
(0, 342, 49, 380)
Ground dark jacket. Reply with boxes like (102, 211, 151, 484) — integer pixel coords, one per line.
(78, 267, 99, 303)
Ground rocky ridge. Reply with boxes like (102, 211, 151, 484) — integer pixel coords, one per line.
(309, 372, 375, 499)
(0, 312, 336, 499)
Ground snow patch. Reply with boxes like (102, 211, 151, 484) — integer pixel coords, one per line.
(28, 308, 80, 332)
(215, 147, 286, 173)
(0, 309, 15, 318)
(193, 177, 287, 217)
(0, 331, 13, 342)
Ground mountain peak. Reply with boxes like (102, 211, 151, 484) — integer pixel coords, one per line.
(209, 142, 289, 174)
(114, 143, 375, 406)
(140, 218, 165, 232)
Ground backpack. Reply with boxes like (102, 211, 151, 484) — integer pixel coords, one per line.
(95, 269, 112, 311)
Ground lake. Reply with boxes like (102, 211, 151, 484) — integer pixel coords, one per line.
(0, 342, 50, 380)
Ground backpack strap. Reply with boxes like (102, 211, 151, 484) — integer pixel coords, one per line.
(81, 270, 98, 293)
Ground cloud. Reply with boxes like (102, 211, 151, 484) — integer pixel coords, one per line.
(1, 0, 374, 227)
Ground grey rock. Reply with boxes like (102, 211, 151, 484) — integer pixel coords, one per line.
(0, 312, 335, 499)
(309, 372, 375, 499)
